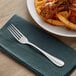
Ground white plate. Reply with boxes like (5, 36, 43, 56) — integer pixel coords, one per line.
(27, 0, 76, 37)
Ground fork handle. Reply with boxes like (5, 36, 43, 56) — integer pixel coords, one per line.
(27, 42, 64, 67)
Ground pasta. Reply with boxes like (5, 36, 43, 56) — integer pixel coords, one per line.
(34, 0, 76, 30)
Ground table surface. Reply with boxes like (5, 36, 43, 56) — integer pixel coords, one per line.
(0, 0, 76, 76)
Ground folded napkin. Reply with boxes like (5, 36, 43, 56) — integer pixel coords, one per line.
(0, 15, 76, 76)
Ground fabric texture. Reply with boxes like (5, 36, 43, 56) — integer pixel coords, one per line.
(0, 15, 76, 76)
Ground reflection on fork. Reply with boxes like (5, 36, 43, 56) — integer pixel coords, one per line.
(7, 24, 64, 67)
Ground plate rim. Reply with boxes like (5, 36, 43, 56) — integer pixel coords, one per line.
(26, 0, 76, 37)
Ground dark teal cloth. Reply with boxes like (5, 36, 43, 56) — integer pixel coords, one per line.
(0, 15, 76, 76)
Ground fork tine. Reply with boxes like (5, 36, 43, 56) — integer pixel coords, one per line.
(8, 26, 20, 40)
(10, 24, 22, 38)
(11, 24, 24, 37)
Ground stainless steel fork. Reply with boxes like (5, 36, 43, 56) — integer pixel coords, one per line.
(7, 24, 64, 67)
